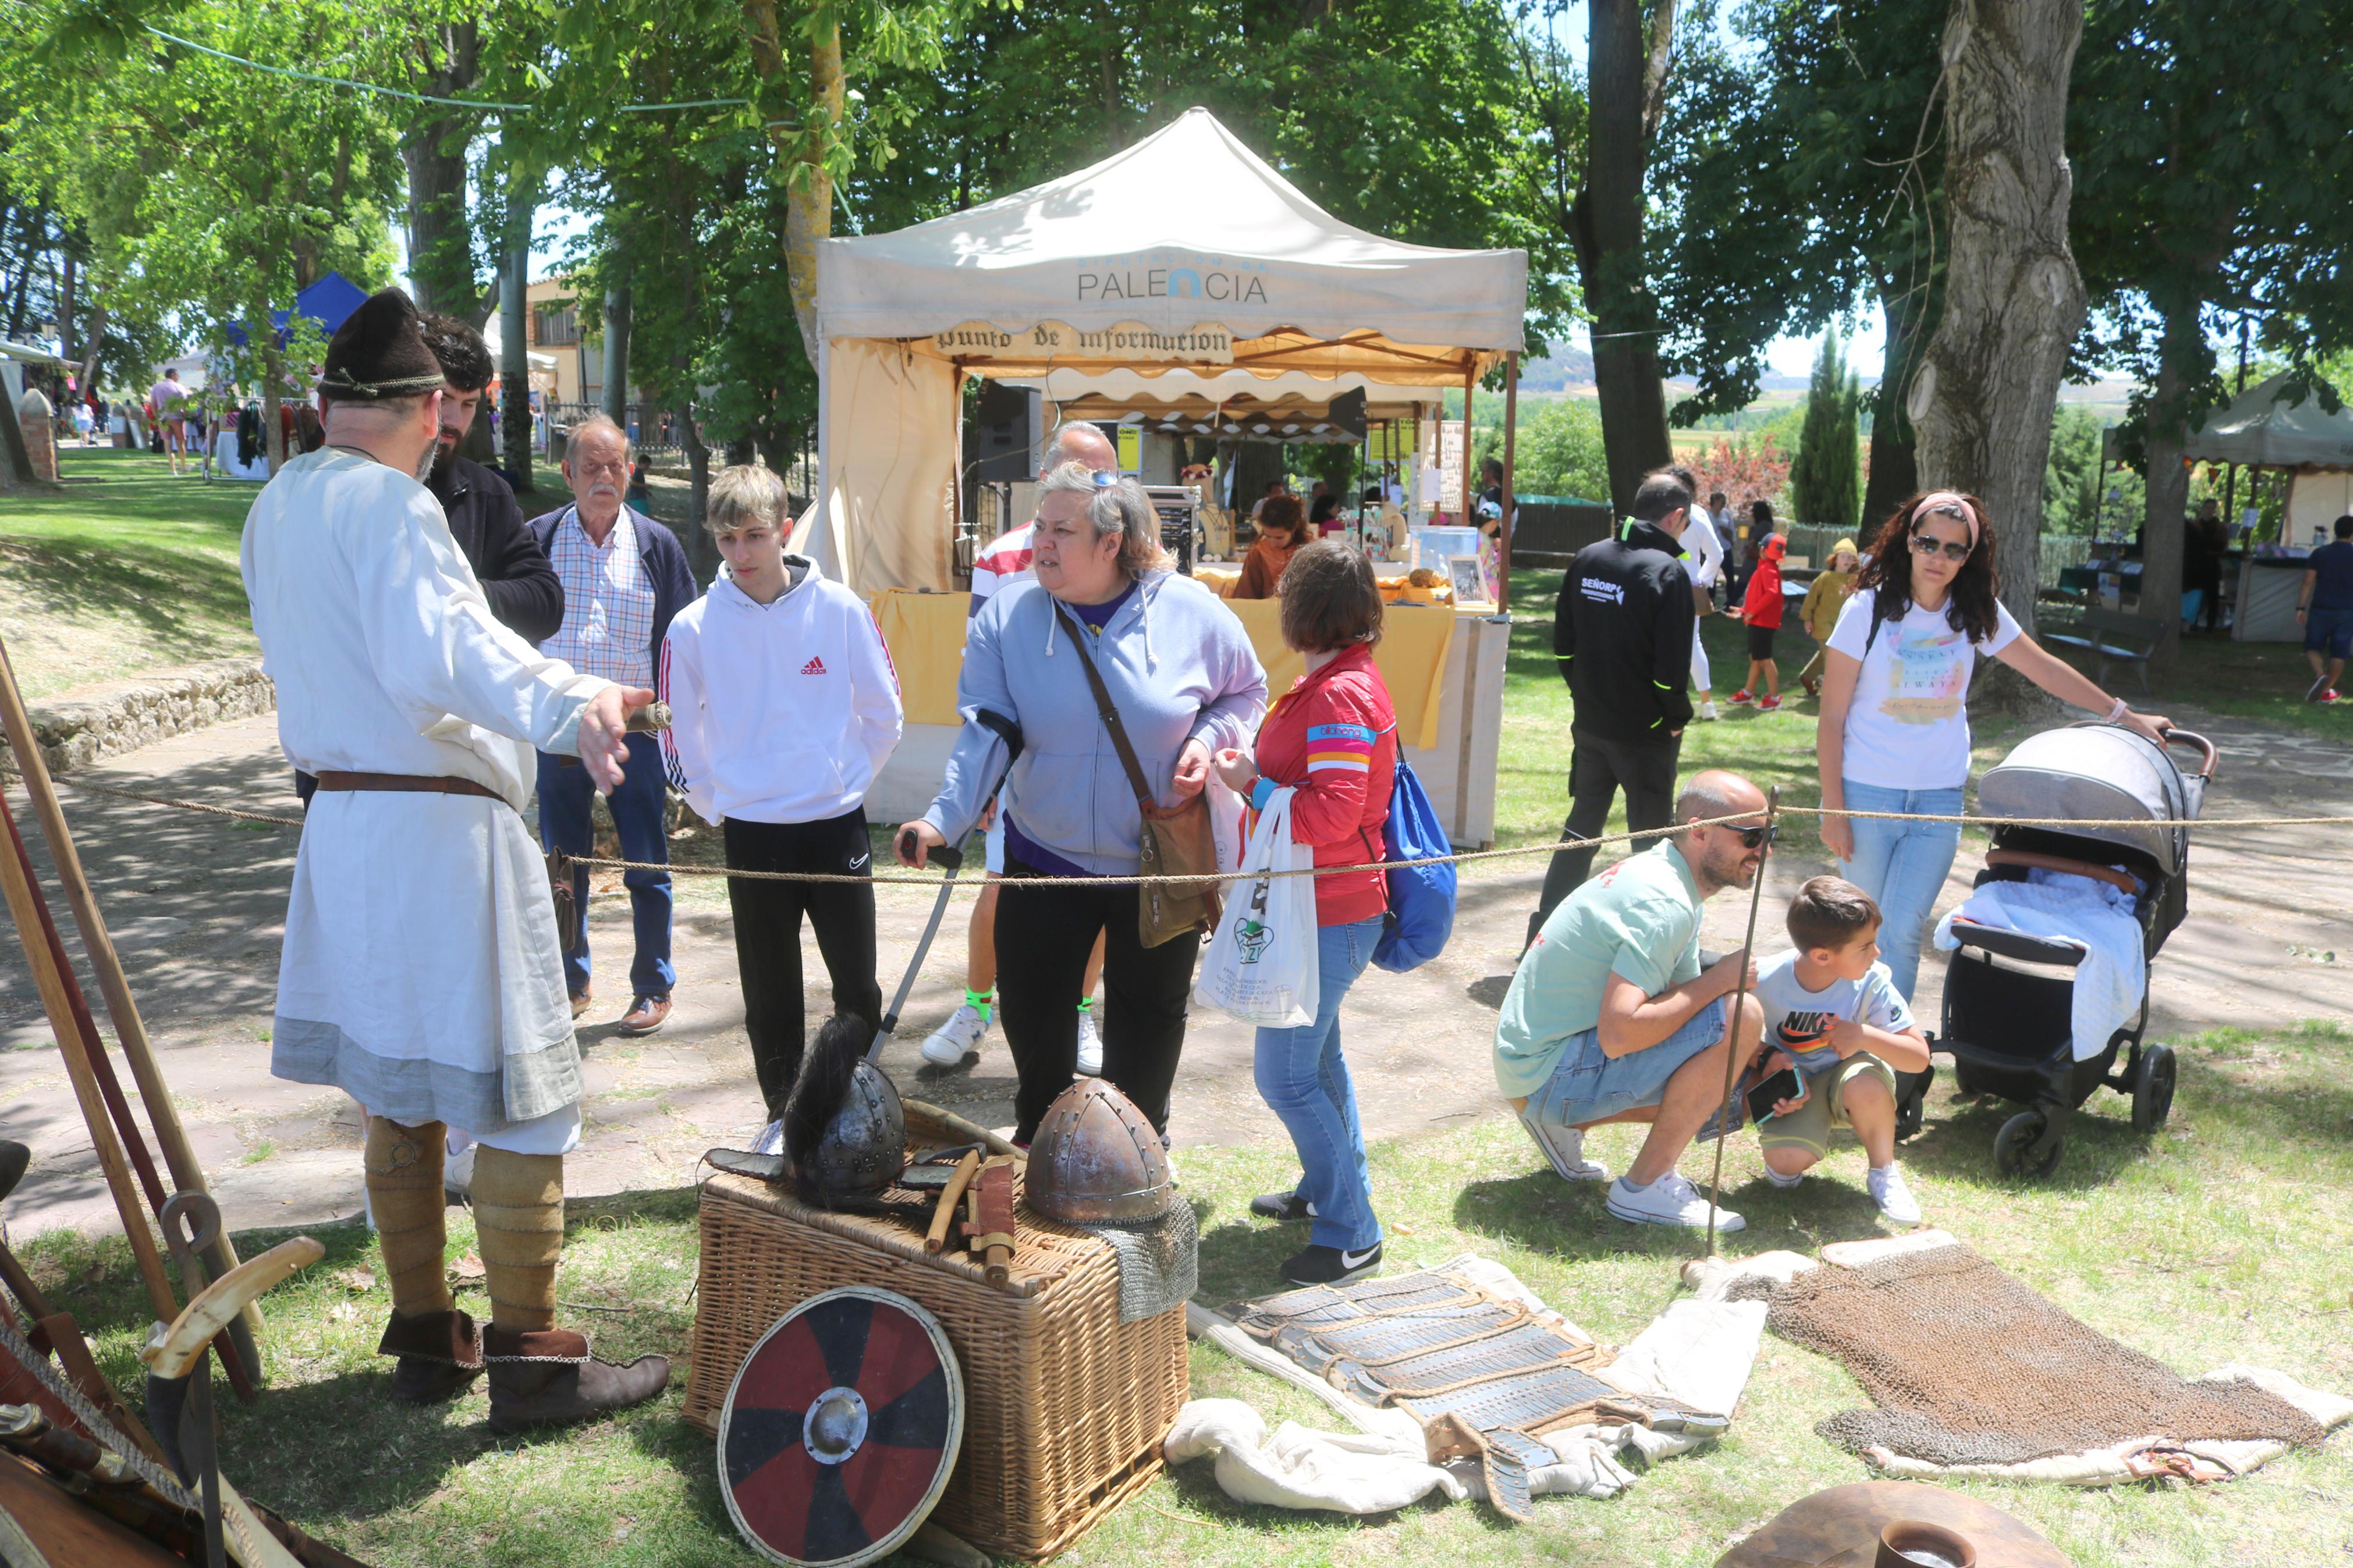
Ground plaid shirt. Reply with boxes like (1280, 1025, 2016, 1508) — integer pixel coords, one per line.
(542, 506, 656, 687)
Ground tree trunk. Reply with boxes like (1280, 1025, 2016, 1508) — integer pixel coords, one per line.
(600, 286, 631, 424)
(58, 253, 74, 367)
(747, 1, 843, 375)
(1908, 0, 2088, 653)
(2134, 294, 2199, 670)
(499, 146, 536, 493)
(1861, 287, 1925, 536)
(400, 23, 484, 321)
(1569, 0, 1675, 516)
(679, 400, 718, 582)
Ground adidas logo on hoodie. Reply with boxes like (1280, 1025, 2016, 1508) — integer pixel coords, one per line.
(801, 656, 826, 675)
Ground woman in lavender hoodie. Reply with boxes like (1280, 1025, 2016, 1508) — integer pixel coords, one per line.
(899, 464, 1268, 1145)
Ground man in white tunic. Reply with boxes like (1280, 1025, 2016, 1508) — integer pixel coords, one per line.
(242, 288, 669, 1431)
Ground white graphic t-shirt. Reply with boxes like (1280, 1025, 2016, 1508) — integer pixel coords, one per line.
(1752, 950, 1915, 1077)
(1826, 594, 2021, 790)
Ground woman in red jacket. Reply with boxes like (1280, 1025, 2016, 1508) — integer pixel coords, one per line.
(1733, 518, 1787, 710)
(1212, 541, 1397, 1286)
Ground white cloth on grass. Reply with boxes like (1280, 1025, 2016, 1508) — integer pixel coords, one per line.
(1178, 1254, 1763, 1512)
(243, 448, 613, 1137)
(1933, 867, 2144, 1062)
(1825, 595, 2022, 792)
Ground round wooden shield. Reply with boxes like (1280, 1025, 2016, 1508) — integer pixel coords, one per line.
(718, 1286, 964, 1568)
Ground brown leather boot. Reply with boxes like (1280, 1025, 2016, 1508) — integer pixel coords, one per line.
(378, 1307, 484, 1405)
(482, 1324, 670, 1433)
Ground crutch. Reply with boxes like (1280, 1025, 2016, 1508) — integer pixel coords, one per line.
(875, 709, 1023, 1064)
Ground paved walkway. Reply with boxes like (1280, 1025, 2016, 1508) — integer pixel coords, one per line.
(2, 707, 2348, 1242)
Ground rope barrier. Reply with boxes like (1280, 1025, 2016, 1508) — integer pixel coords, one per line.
(9, 768, 2350, 890)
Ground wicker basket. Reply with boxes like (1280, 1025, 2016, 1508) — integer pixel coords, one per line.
(682, 1103, 1189, 1561)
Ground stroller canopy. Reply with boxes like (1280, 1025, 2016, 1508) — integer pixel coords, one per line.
(1976, 723, 2202, 876)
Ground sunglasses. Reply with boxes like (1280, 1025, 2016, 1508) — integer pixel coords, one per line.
(1721, 823, 1774, 850)
(1909, 531, 1973, 563)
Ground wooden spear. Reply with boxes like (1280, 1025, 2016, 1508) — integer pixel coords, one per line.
(0, 783, 182, 1325)
(0, 632, 261, 1369)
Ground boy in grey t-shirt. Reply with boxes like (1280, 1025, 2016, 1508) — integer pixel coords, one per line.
(1750, 877, 1932, 1223)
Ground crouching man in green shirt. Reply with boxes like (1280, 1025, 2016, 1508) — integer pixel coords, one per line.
(1495, 769, 1770, 1231)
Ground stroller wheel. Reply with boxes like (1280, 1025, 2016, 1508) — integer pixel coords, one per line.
(1994, 1111, 2063, 1178)
(2131, 1043, 2177, 1133)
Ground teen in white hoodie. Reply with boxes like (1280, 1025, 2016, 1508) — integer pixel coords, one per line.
(660, 465, 902, 1135)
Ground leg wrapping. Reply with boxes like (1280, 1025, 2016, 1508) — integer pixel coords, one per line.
(472, 1147, 565, 1331)
(365, 1118, 452, 1317)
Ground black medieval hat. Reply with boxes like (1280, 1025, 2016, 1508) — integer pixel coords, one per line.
(317, 288, 446, 401)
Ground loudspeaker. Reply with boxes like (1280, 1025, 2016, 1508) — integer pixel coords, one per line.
(1326, 387, 1367, 442)
(972, 382, 1040, 482)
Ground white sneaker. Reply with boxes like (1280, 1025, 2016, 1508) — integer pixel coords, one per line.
(1075, 1007, 1103, 1076)
(443, 1142, 477, 1201)
(1868, 1164, 1922, 1225)
(1605, 1171, 1745, 1232)
(1517, 1110, 1610, 1183)
(1765, 1164, 1804, 1189)
(921, 1002, 991, 1066)
(1698, 699, 1720, 721)
(749, 1118, 784, 1157)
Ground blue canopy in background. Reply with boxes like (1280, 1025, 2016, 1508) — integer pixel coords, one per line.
(222, 271, 370, 347)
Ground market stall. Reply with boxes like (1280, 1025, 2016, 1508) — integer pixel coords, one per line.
(804, 106, 1527, 845)
(2181, 373, 2353, 641)
(864, 588, 1513, 848)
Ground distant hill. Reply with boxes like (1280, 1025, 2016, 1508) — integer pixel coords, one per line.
(1516, 350, 1595, 391)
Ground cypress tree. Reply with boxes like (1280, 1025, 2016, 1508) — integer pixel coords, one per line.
(1790, 330, 1861, 533)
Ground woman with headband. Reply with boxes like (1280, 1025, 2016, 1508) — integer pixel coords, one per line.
(1813, 491, 2171, 1003)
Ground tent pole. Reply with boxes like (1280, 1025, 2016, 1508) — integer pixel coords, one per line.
(1461, 364, 1476, 527)
(1500, 352, 1519, 616)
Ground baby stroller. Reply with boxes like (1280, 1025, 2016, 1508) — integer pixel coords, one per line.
(1928, 721, 2217, 1177)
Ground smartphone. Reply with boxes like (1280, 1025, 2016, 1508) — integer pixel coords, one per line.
(1745, 1066, 1807, 1124)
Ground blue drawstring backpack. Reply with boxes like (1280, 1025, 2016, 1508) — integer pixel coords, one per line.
(1372, 747, 1456, 973)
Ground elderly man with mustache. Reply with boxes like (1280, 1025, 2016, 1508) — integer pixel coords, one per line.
(527, 414, 699, 1036)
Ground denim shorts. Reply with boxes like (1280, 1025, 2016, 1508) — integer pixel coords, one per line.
(1526, 996, 1729, 1130)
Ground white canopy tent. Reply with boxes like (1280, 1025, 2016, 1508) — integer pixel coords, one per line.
(797, 106, 1527, 590)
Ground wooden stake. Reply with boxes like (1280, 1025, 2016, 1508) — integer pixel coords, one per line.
(1703, 786, 1779, 1260)
(0, 784, 181, 1323)
(0, 632, 260, 1364)
(1500, 351, 1520, 614)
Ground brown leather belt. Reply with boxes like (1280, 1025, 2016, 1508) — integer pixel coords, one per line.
(313, 771, 503, 802)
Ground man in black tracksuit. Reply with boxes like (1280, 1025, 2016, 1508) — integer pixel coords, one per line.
(1525, 472, 1698, 944)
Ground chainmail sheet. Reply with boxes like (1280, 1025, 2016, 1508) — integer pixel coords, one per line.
(1745, 1241, 2326, 1466)
(1088, 1200, 1199, 1324)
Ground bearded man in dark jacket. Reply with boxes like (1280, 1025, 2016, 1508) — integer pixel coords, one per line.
(1526, 472, 1698, 944)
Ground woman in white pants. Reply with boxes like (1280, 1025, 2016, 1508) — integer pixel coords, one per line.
(1683, 493, 1726, 720)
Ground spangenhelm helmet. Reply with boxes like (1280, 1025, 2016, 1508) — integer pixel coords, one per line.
(1024, 1079, 1172, 1224)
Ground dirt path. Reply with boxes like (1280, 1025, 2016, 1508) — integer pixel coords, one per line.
(2, 704, 2347, 1242)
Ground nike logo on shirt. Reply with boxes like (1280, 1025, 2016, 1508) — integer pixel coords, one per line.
(848, 852, 870, 870)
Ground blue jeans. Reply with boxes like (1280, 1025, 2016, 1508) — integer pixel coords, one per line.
(537, 734, 675, 1001)
(1254, 916, 1385, 1251)
(1836, 779, 1964, 1004)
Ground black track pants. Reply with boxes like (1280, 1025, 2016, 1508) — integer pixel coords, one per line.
(723, 810, 882, 1118)
(1527, 730, 1683, 945)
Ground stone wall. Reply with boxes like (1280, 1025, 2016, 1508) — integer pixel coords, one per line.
(0, 658, 276, 774)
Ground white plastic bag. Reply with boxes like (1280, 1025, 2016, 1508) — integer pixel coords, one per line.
(1193, 786, 1319, 1027)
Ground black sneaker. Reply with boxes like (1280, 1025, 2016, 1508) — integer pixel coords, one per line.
(1249, 1190, 1316, 1222)
(1280, 1242, 1382, 1287)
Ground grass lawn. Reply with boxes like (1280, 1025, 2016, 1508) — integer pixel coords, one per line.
(0, 446, 577, 701)
(15, 1018, 2348, 1566)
